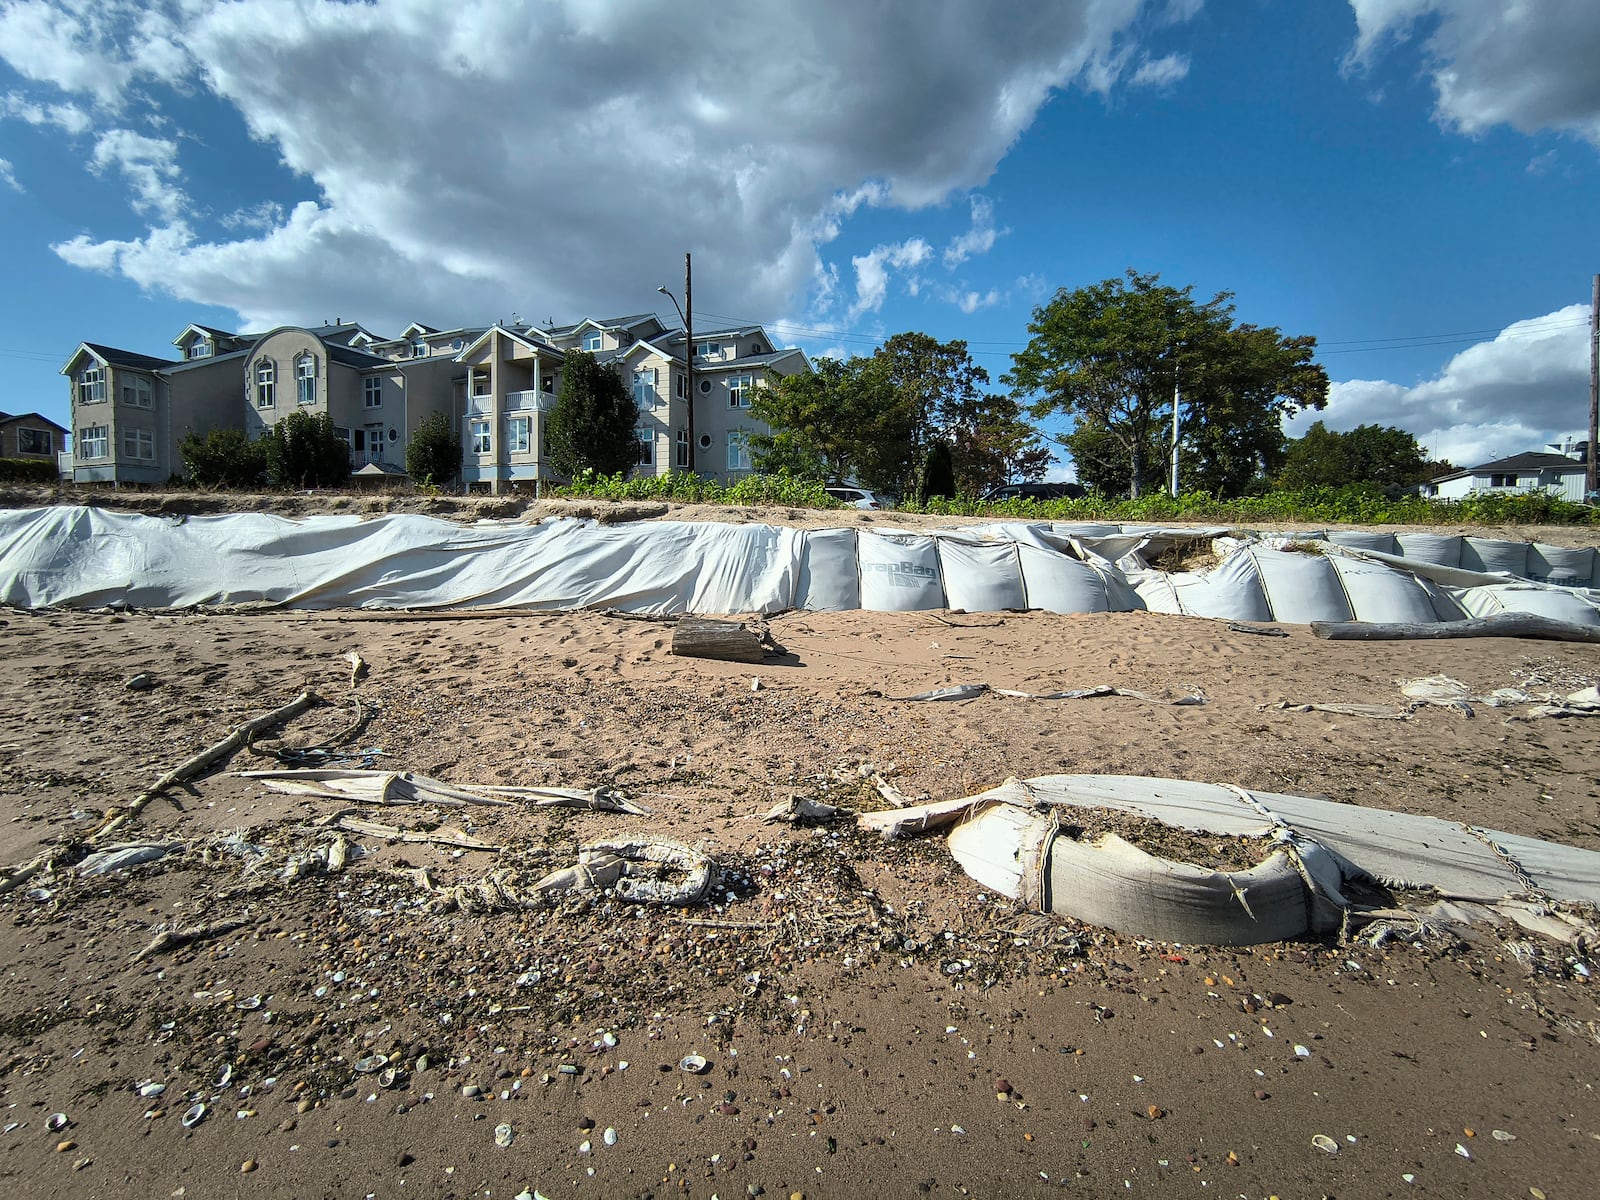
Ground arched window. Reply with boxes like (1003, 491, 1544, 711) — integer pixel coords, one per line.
(255, 359, 275, 408)
(296, 354, 317, 405)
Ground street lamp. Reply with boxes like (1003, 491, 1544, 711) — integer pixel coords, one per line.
(657, 253, 695, 474)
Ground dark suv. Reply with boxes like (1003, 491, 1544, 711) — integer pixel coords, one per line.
(981, 481, 1085, 502)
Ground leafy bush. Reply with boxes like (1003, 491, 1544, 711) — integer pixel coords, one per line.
(179, 427, 267, 488)
(554, 469, 837, 508)
(262, 410, 350, 489)
(552, 471, 1593, 527)
(0, 457, 59, 483)
(405, 412, 460, 487)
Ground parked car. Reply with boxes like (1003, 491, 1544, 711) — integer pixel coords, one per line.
(981, 481, 1085, 502)
(825, 485, 885, 509)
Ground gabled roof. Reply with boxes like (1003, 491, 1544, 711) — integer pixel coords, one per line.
(61, 343, 177, 375)
(401, 322, 439, 337)
(171, 322, 242, 346)
(0, 410, 69, 434)
(552, 313, 662, 339)
(1430, 451, 1586, 484)
(454, 325, 563, 363)
(327, 344, 393, 369)
(164, 347, 250, 374)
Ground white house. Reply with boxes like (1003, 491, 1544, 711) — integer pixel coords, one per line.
(1422, 451, 1588, 502)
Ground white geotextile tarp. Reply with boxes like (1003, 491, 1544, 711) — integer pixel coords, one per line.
(942, 775, 1600, 945)
(0, 506, 1596, 624)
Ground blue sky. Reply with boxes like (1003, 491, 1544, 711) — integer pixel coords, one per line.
(2, 0, 1597, 475)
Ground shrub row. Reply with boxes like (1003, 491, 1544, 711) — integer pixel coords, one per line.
(0, 458, 60, 484)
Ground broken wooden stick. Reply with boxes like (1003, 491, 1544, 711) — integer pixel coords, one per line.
(133, 914, 254, 962)
(99, 690, 321, 839)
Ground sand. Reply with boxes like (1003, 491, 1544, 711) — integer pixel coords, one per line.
(2, 498, 1599, 1198)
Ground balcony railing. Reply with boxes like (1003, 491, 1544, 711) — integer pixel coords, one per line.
(505, 388, 556, 412)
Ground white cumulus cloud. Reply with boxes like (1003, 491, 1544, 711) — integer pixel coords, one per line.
(1347, 0, 1600, 148)
(0, 156, 20, 191)
(0, 0, 1196, 334)
(1288, 304, 1593, 466)
(90, 129, 186, 221)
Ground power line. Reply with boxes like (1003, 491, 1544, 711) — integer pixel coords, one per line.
(697, 307, 1591, 360)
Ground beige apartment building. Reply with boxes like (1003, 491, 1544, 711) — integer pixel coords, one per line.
(62, 308, 807, 490)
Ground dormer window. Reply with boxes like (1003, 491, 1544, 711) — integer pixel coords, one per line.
(188, 339, 212, 360)
(583, 332, 603, 352)
(694, 340, 721, 359)
(411, 338, 428, 358)
(296, 354, 317, 405)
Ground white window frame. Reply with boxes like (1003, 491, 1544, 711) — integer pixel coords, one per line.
(507, 415, 531, 455)
(121, 375, 153, 408)
(727, 430, 751, 472)
(728, 373, 754, 409)
(80, 366, 105, 404)
(364, 423, 384, 464)
(676, 372, 686, 399)
(695, 340, 721, 359)
(633, 367, 658, 409)
(411, 337, 428, 358)
(122, 427, 155, 461)
(255, 359, 275, 408)
(18, 427, 52, 455)
(676, 428, 688, 468)
(363, 376, 382, 408)
(583, 331, 603, 352)
(188, 340, 211, 360)
(470, 419, 491, 455)
(79, 424, 108, 458)
(296, 355, 317, 405)
(637, 432, 654, 467)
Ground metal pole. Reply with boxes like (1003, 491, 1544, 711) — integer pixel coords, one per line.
(1169, 365, 1180, 497)
(685, 252, 695, 476)
(1588, 272, 1598, 498)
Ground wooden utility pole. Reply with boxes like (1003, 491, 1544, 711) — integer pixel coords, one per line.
(1588, 272, 1598, 497)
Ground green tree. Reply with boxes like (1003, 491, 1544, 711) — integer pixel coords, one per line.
(545, 351, 639, 479)
(750, 356, 911, 493)
(262, 410, 350, 489)
(179, 427, 268, 489)
(405, 411, 462, 486)
(1277, 421, 1440, 490)
(751, 334, 1047, 497)
(1006, 271, 1328, 497)
(919, 441, 956, 502)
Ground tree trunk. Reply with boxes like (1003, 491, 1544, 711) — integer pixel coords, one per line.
(670, 619, 768, 663)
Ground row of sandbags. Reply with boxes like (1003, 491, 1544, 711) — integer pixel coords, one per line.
(0, 506, 1594, 624)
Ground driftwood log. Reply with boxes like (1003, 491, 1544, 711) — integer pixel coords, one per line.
(670, 618, 767, 663)
(1311, 612, 1600, 644)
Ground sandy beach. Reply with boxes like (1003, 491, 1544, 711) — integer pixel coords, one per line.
(1, 498, 1598, 1198)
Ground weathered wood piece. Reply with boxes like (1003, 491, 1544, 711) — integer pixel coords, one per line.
(670, 618, 767, 663)
(97, 689, 321, 839)
(1311, 613, 1600, 644)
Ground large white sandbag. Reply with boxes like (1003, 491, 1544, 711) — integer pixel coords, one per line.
(794, 528, 859, 611)
(1168, 552, 1272, 620)
(1395, 532, 1463, 567)
(1528, 544, 1596, 588)
(936, 537, 1026, 612)
(1461, 537, 1531, 577)
(1330, 554, 1440, 624)
(1252, 548, 1353, 623)
(1016, 544, 1113, 613)
(1452, 584, 1600, 625)
(856, 530, 946, 611)
(1327, 530, 1400, 554)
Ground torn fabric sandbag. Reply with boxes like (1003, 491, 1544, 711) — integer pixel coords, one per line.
(884, 774, 1600, 946)
(76, 842, 178, 876)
